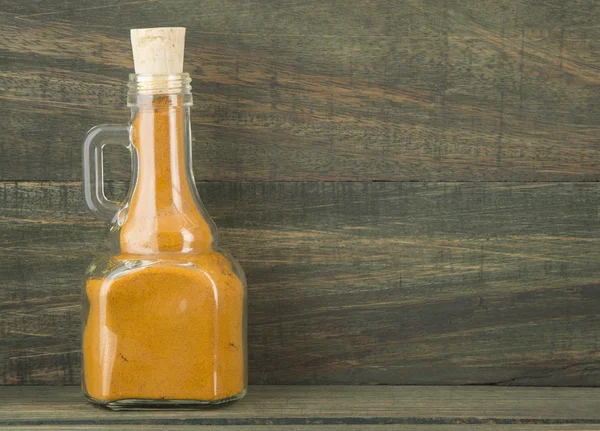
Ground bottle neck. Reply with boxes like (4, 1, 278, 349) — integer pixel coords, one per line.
(132, 96, 192, 212)
(120, 95, 214, 254)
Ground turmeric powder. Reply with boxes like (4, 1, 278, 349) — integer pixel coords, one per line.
(82, 93, 246, 405)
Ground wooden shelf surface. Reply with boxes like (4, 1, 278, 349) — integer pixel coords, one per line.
(1, 386, 599, 429)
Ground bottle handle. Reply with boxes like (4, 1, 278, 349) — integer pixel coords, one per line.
(82, 124, 134, 222)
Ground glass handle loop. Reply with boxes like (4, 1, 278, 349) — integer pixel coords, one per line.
(82, 124, 133, 222)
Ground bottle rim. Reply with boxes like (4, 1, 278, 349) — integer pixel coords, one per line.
(127, 73, 193, 107)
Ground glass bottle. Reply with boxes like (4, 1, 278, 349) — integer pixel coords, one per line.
(81, 73, 247, 409)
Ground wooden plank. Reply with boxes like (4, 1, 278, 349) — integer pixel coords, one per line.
(0, 427, 482, 431)
(0, 386, 599, 427)
(1, 181, 599, 386)
(5, 426, 600, 430)
(1, 0, 599, 181)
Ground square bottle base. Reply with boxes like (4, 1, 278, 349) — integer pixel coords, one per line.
(84, 388, 247, 410)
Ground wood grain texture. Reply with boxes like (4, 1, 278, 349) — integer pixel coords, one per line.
(1, 386, 599, 426)
(1, 0, 599, 181)
(1, 181, 599, 386)
(7, 428, 600, 431)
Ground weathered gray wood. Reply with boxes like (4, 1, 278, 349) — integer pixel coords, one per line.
(0, 386, 599, 427)
(1, 0, 599, 181)
(7, 427, 600, 431)
(1, 181, 599, 386)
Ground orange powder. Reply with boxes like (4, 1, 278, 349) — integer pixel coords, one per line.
(83, 96, 246, 402)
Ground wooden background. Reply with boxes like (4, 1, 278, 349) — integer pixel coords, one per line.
(0, 0, 599, 386)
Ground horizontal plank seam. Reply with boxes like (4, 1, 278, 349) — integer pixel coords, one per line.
(2, 418, 600, 426)
(1, 180, 600, 184)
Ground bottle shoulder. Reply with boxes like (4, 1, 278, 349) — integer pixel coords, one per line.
(85, 249, 246, 291)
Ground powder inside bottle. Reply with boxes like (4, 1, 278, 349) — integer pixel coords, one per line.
(83, 96, 245, 401)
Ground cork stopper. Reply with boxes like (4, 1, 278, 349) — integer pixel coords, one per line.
(131, 27, 186, 74)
